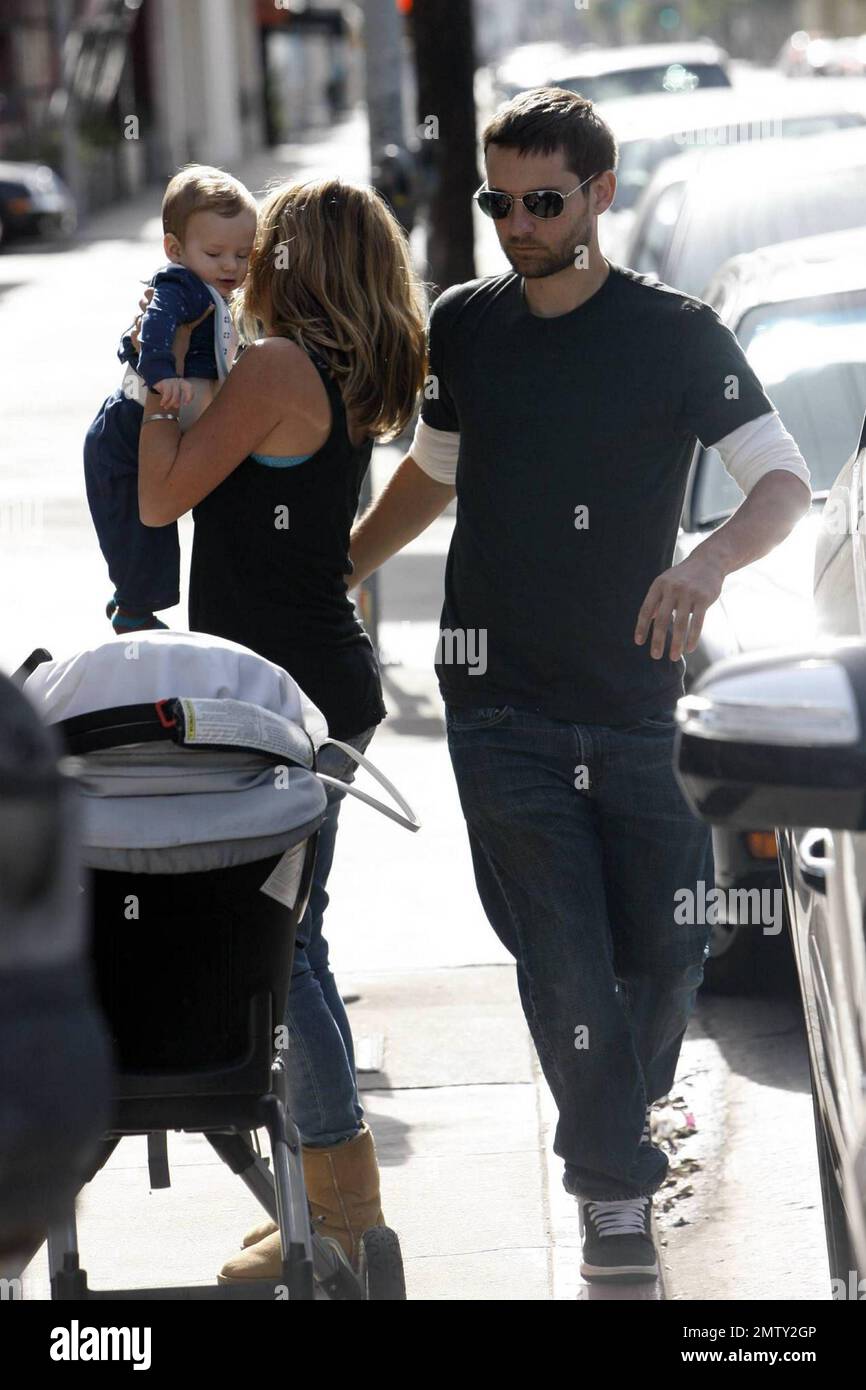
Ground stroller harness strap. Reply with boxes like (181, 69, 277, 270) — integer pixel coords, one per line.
(58, 700, 186, 755)
(57, 696, 315, 771)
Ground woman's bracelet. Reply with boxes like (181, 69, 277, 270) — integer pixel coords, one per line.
(142, 412, 179, 426)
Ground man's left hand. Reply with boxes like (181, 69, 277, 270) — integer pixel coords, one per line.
(634, 552, 725, 662)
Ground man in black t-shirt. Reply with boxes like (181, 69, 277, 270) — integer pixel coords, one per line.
(350, 87, 811, 1283)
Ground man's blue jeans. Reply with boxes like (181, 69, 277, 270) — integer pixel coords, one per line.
(445, 702, 713, 1201)
(281, 727, 376, 1147)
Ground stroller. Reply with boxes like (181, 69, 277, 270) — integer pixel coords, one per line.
(19, 629, 418, 1301)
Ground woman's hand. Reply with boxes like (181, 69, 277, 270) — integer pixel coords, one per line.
(129, 288, 214, 378)
(172, 304, 214, 377)
(129, 286, 154, 353)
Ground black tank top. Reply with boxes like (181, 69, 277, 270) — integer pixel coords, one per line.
(188, 346, 386, 740)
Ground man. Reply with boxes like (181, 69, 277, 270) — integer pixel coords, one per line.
(349, 88, 811, 1282)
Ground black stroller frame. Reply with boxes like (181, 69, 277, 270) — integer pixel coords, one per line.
(15, 644, 417, 1302)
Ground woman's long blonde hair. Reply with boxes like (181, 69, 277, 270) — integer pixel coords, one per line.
(239, 178, 428, 441)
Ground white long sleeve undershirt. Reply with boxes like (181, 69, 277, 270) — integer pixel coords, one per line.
(410, 409, 812, 497)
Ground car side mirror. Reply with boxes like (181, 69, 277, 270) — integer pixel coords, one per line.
(674, 639, 866, 831)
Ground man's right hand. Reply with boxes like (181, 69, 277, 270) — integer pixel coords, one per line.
(348, 453, 455, 589)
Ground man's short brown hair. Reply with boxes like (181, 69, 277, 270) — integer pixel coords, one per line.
(162, 165, 258, 241)
(481, 87, 618, 190)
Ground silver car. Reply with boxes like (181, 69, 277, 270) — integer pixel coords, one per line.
(598, 79, 866, 264)
(673, 407, 866, 1283)
(625, 123, 866, 297)
(674, 226, 866, 991)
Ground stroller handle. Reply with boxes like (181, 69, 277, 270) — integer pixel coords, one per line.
(316, 737, 420, 832)
(10, 648, 53, 690)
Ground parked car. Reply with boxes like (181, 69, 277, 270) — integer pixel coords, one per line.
(492, 39, 730, 107)
(491, 40, 576, 105)
(672, 424, 866, 1279)
(0, 162, 77, 248)
(548, 40, 731, 103)
(598, 79, 866, 263)
(624, 124, 866, 297)
(673, 227, 866, 992)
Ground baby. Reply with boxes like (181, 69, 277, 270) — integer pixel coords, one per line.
(84, 165, 258, 634)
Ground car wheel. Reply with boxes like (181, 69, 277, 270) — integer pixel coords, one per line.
(701, 898, 795, 996)
(40, 210, 76, 242)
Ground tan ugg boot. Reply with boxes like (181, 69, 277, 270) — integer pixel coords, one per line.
(241, 1216, 277, 1248)
(218, 1123, 384, 1283)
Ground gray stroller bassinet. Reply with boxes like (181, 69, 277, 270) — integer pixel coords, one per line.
(21, 629, 418, 1301)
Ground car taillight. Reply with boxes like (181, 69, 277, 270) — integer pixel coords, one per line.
(746, 830, 778, 860)
(7, 196, 32, 215)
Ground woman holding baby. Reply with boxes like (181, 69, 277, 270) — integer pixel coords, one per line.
(136, 168, 427, 1283)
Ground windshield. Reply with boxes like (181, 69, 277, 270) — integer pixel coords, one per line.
(556, 62, 730, 103)
(615, 111, 865, 212)
(692, 291, 866, 527)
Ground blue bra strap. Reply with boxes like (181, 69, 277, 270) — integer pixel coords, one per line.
(250, 451, 313, 467)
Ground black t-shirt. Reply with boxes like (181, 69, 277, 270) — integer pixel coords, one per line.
(421, 262, 774, 725)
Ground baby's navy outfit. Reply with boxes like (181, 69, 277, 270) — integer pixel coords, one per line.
(83, 265, 236, 616)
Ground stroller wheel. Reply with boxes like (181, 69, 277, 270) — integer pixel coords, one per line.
(358, 1226, 406, 1301)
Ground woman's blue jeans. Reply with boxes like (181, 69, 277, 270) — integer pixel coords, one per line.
(445, 702, 713, 1202)
(281, 726, 376, 1147)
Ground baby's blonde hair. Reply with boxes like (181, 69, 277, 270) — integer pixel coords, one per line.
(162, 165, 257, 242)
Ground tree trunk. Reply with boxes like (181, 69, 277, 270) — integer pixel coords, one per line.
(409, 0, 478, 295)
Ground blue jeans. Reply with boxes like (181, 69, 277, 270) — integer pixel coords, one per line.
(281, 726, 377, 1147)
(445, 702, 713, 1201)
(83, 391, 180, 613)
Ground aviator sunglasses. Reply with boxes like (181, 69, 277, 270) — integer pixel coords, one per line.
(473, 171, 603, 220)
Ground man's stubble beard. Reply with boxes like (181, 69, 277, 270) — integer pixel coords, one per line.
(504, 207, 593, 279)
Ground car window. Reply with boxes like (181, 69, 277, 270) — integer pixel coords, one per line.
(632, 181, 687, 275)
(615, 111, 866, 213)
(555, 62, 730, 104)
(692, 291, 866, 527)
(814, 448, 861, 635)
(668, 161, 866, 295)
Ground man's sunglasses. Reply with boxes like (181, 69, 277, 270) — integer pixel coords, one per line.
(473, 171, 602, 221)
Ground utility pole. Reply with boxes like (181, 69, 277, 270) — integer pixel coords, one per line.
(358, 1, 410, 665)
(409, 0, 478, 294)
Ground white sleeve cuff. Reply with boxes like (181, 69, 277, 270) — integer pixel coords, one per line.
(713, 410, 812, 496)
(410, 416, 460, 486)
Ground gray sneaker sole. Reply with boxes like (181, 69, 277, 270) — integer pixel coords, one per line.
(580, 1258, 659, 1282)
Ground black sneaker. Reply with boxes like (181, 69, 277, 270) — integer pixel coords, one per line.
(580, 1196, 658, 1282)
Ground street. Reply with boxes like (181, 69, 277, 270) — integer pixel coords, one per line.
(0, 107, 833, 1302)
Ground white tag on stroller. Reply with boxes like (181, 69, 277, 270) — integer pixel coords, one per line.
(176, 697, 314, 767)
(259, 840, 307, 909)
